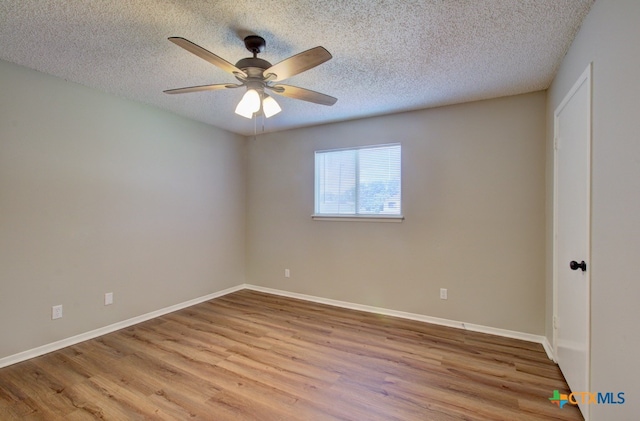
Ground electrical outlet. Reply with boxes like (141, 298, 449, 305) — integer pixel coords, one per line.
(52, 305, 63, 320)
(105, 292, 113, 306)
(284, 269, 290, 278)
(440, 288, 448, 300)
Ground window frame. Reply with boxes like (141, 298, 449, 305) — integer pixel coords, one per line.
(312, 143, 404, 222)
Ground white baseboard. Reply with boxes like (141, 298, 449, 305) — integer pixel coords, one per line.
(244, 284, 555, 360)
(0, 283, 556, 368)
(0, 285, 245, 369)
(541, 337, 556, 362)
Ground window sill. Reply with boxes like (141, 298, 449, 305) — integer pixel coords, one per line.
(311, 214, 404, 223)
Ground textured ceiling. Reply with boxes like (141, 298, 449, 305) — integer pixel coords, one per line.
(0, 0, 594, 136)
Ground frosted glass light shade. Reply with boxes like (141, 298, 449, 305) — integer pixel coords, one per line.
(262, 95, 282, 118)
(235, 89, 261, 118)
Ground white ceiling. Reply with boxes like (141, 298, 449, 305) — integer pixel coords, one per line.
(0, 0, 594, 136)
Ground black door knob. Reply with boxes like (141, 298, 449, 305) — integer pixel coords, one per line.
(570, 260, 587, 272)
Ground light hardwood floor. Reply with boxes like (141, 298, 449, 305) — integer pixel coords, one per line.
(0, 290, 582, 420)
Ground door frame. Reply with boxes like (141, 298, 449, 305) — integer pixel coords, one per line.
(552, 62, 592, 416)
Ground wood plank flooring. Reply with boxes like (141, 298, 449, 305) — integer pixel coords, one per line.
(0, 290, 583, 420)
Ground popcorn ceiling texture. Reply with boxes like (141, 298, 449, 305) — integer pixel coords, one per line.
(0, 0, 593, 135)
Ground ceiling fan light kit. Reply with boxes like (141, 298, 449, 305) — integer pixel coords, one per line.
(164, 34, 336, 120)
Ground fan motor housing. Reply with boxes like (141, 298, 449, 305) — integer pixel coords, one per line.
(235, 57, 272, 72)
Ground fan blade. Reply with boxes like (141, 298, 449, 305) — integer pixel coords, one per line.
(269, 84, 337, 106)
(168, 37, 247, 77)
(163, 84, 240, 94)
(263, 47, 332, 82)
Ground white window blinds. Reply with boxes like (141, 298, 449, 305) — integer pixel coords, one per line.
(315, 144, 401, 216)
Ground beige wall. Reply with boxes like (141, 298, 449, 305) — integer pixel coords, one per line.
(0, 60, 246, 359)
(546, 1, 640, 418)
(247, 92, 547, 335)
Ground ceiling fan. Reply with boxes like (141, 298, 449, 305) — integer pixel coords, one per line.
(164, 35, 337, 119)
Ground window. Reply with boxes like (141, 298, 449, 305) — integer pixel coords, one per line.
(314, 144, 402, 219)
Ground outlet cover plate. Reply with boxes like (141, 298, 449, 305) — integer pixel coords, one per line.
(52, 305, 63, 319)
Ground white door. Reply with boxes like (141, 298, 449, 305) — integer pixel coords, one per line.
(554, 64, 591, 419)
